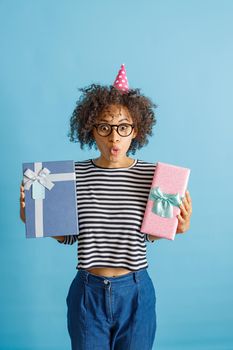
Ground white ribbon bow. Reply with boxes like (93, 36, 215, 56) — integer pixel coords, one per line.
(23, 167, 55, 191)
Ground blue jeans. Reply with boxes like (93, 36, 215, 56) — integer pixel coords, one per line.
(66, 268, 157, 350)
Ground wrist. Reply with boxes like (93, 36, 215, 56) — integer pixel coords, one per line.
(149, 235, 161, 241)
(52, 236, 65, 243)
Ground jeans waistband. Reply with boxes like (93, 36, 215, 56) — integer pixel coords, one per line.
(76, 268, 149, 287)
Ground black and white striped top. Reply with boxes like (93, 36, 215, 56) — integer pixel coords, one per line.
(58, 158, 157, 271)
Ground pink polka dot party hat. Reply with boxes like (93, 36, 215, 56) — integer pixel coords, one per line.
(113, 63, 129, 93)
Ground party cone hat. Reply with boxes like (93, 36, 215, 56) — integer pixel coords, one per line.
(113, 63, 129, 93)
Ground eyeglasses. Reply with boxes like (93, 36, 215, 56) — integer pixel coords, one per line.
(93, 123, 135, 137)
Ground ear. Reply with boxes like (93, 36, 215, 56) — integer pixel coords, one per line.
(132, 127, 138, 139)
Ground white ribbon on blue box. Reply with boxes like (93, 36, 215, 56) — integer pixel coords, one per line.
(22, 160, 78, 238)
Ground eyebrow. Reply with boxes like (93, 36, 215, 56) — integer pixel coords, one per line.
(98, 118, 129, 123)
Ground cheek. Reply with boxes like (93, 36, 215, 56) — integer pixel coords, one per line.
(122, 137, 134, 150)
(95, 137, 108, 152)
(128, 135, 135, 144)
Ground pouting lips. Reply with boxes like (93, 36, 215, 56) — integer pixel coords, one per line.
(112, 147, 119, 151)
(110, 147, 120, 154)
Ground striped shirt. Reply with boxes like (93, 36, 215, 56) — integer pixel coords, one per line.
(58, 158, 157, 271)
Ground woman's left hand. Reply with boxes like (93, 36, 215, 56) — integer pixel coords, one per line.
(176, 190, 192, 234)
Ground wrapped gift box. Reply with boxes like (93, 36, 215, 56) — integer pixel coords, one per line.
(141, 162, 191, 240)
(22, 160, 79, 238)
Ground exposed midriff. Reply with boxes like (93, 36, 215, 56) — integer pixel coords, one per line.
(85, 267, 133, 277)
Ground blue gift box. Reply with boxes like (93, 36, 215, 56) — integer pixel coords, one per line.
(22, 160, 79, 238)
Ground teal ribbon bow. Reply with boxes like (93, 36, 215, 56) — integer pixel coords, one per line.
(149, 186, 183, 218)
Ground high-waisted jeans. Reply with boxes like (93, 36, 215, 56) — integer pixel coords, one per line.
(66, 268, 157, 350)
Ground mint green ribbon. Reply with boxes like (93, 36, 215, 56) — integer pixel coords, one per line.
(149, 186, 183, 218)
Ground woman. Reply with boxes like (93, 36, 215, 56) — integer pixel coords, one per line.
(20, 65, 192, 350)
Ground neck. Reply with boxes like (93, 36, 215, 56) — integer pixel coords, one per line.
(93, 156, 135, 168)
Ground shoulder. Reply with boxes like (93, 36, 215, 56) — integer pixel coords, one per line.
(136, 159, 157, 168)
(74, 159, 92, 167)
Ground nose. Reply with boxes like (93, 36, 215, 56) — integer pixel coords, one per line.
(109, 126, 120, 142)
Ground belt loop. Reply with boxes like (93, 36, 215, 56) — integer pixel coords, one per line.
(133, 271, 139, 283)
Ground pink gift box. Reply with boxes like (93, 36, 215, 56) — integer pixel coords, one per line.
(141, 162, 191, 240)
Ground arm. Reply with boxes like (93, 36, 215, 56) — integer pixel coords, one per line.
(51, 236, 66, 243)
(54, 235, 79, 245)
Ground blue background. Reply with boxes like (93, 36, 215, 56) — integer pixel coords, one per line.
(1, 1, 232, 349)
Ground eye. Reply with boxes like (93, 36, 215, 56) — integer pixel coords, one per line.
(99, 124, 110, 132)
(118, 124, 129, 131)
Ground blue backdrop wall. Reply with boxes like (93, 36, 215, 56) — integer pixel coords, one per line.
(1, 1, 232, 349)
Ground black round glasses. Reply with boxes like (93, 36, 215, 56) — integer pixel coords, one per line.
(93, 123, 135, 137)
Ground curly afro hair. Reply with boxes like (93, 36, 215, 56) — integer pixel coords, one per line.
(68, 84, 158, 155)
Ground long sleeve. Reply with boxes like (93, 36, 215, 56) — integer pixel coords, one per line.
(57, 235, 78, 245)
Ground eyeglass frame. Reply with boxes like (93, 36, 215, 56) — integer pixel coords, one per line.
(93, 123, 135, 137)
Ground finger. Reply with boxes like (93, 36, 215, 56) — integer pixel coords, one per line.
(20, 197, 25, 207)
(185, 199, 192, 216)
(179, 211, 189, 221)
(180, 202, 188, 217)
(20, 191, 25, 200)
(177, 214, 185, 223)
(182, 194, 192, 214)
(186, 190, 192, 204)
(182, 197, 190, 213)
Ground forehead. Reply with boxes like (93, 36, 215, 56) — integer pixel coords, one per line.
(97, 104, 132, 121)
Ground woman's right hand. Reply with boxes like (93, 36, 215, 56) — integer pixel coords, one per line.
(20, 181, 26, 223)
